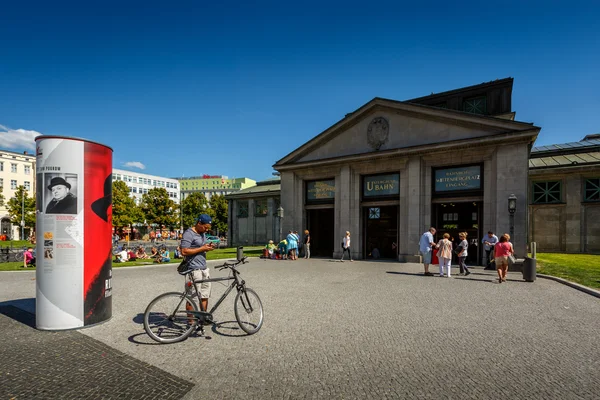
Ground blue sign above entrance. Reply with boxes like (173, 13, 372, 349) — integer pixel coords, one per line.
(363, 173, 399, 197)
(434, 165, 481, 192)
(306, 179, 335, 201)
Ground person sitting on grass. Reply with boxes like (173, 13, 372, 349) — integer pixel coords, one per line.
(23, 247, 36, 268)
(127, 248, 138, 261)
(115, 247, 129, 263)
(174, 245, 182, 259)
(150, 246, 159, 260)
(265, 240, 277, 259)
(155, 247, 170, 263)
(136, 246, 149, 259)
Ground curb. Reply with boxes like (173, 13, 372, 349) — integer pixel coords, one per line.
(537, 273, 600, 299)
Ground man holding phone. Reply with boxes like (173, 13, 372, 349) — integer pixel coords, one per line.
(181, 214, 217, 320)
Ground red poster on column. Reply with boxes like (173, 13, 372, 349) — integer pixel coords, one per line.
(84, 142, 113, 325)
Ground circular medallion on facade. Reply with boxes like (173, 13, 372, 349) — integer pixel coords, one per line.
(367, 117, 389, 151)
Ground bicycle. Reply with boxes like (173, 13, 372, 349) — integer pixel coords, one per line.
(0, 247, 25, 262)
(143, 255, 264, 344)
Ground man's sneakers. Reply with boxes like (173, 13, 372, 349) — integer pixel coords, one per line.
(424, 272, 434, 276)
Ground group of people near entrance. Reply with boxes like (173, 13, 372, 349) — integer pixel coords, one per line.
(420, 227, 514, 283)
(263, 230, 311, 260)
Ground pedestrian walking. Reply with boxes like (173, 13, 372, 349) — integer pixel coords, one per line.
(419, 227, 436, 276)
(494, 234, 514, 283)
(482, 231, 498, 270)
(436, 233, 453, 277)
(457, 232, 470, 276)
(341, 231, 352, 262)
(303, 230, 311, 259)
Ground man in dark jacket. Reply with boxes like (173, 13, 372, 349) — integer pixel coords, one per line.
(46, 177, 77, 214)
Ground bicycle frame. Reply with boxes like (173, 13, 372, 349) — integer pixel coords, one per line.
(187, 265, 247, 317)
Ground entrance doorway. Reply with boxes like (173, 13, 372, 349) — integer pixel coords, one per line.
(307, 208, 334, 257)
(433, 201, 481, 264)
(363, 206, 398, 259)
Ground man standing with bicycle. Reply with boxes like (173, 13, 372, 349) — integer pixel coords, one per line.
(181, 214, 217, 321)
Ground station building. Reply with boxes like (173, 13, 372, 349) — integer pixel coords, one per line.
(227, 79, 599, 261)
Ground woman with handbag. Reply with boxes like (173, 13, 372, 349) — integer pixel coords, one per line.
(435, 233, 453, 277)
(494, 234, 514, 283)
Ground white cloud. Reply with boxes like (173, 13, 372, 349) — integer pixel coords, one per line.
(0, 124, 42, 151)
(123, 161, 146, 170)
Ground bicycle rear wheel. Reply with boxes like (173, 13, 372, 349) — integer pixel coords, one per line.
(144, 292, 198, 344)
(234, 287, 263, 335)
(14, 252, 24, 262)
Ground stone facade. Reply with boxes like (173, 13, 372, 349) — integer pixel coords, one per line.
(226, 180, 281, 247)
(529, 167, 600, 253)
(275, 98, 539, 262)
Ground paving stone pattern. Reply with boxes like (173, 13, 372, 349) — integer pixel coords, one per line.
(2, 259, 600, 399)
(0, 306, 193, 400)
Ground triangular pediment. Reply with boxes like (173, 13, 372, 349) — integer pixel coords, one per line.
(274, 99, 539, 167)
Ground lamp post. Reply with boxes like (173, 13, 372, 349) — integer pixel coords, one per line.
(508, 193, 517, 243)
(277, 206, 284, 241)
(21, 189, 25, 241)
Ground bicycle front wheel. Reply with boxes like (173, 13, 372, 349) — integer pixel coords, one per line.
(144, 292, 198, 344)
(14, 252, 24, 262)
(234, 287, 264, 335)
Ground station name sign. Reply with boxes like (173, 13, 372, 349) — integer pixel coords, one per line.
(364, 173, 399, 197)
(306, 179, 335, 200)
(434, 165, 481, 192)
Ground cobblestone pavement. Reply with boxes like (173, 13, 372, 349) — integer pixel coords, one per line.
(0, 306, 193, 399)
(1, 259, 599, 399)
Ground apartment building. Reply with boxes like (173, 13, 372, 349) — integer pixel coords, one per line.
(0, 149, 36, 239)
(112, 168, 180, 204)
(178, 175, 256, 201)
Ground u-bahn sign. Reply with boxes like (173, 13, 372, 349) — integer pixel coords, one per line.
(363, 173, 399, 197)
(434, 165, 481, 192)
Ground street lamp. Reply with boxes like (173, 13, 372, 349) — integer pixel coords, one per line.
(277, 206, 284, 241)
(21, 189, 25, 241)
(508, 193, 517, 242)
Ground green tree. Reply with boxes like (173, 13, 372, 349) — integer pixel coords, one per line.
(6, 186, 36, 237)
(180, 192, 209, 229)
(112, 181, 143, 231)
(140, 188, 178, 229)
(209, 194, 228, 236)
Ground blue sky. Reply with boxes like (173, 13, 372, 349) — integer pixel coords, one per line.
(1, 0, 598, 181)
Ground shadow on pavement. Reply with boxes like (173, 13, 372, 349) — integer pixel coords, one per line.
(0, 304, 36, 328)
(0, 298, 36, 328)
(386, 271, 433, 277)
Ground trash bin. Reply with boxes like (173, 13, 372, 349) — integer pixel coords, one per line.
(523, 257, 536, 282)
(237, 246, 244, 261)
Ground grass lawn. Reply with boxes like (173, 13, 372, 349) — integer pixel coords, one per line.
(0, 240, 32, 249)
(0, 246, 264, 272)
(536, 253, 600, 289)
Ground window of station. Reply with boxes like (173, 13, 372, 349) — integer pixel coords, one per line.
(463, 96, 487, 115)
(237, 201, 249, 218)
(255, 199, 268, 216)
(532, 181, 562, 204)
(584, 178, 600, 202)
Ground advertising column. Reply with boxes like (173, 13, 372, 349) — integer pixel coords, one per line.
(35, 136, 113, 330)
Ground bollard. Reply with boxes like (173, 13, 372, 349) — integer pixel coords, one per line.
(237, 246, 244, 261)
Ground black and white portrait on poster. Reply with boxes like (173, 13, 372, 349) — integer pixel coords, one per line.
(44, 173, 79, 214)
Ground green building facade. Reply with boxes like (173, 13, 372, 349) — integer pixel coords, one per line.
(178, 175, 256, 201)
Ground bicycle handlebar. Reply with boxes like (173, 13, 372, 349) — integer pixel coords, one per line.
(217, 256, 248, 270)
